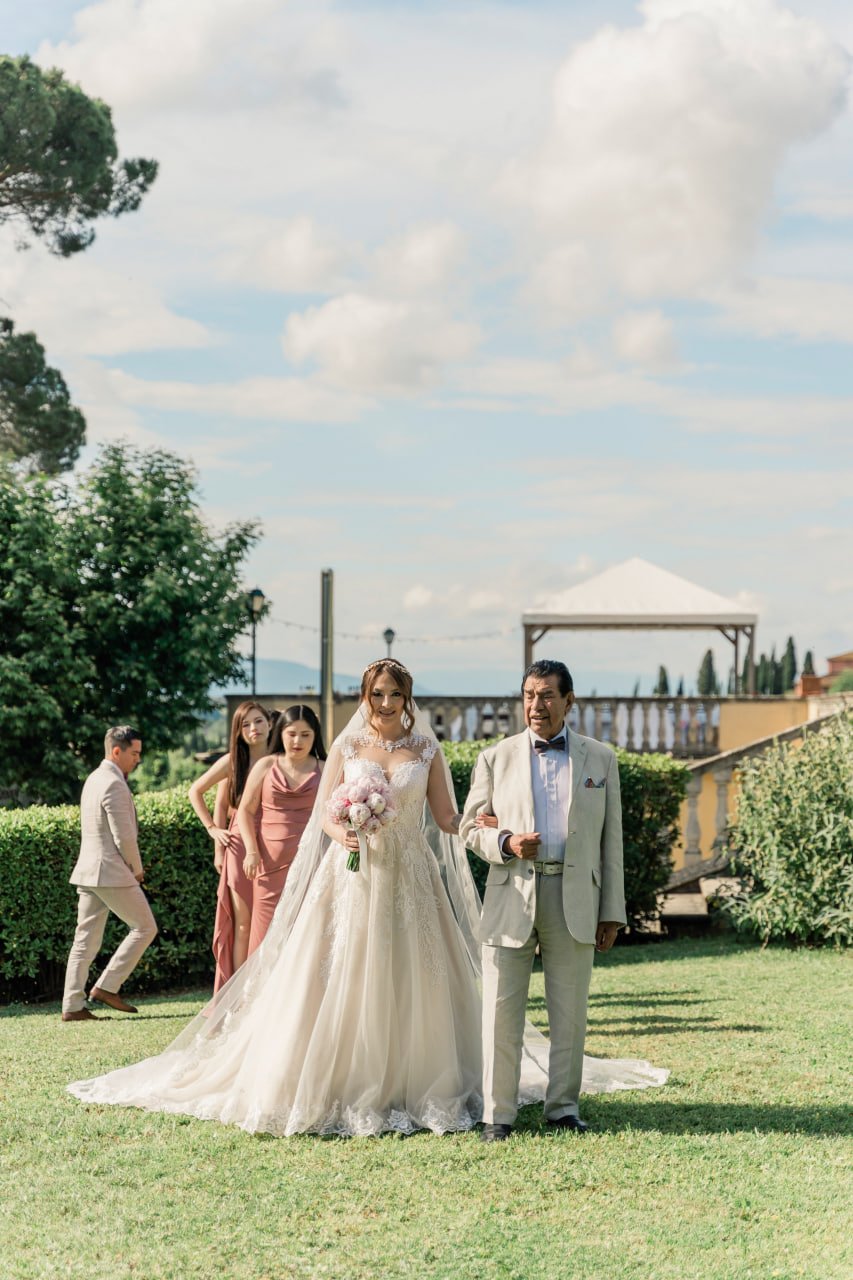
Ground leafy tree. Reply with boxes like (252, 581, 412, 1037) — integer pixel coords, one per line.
(0, 56, 157, 474)
(830, 670, 853, 694)
(697, 648, 719, 696)
(0, 473, 100, 804)
(0, 55, 157, 256)
(802, 650, 816, 677)
(653, 665, 670, 697)
(0, 318, 85, 473)
(0, 445, 260, 802)
(781, 636, 797, 692)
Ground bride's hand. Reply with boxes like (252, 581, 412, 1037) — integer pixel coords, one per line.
(343, 829, 360, 853)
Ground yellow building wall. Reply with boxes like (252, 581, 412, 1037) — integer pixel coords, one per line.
(717, 699, 809, 753)
(672, 699, 812, 872)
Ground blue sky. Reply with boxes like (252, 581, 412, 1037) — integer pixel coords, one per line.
(3, 0, 852, 694)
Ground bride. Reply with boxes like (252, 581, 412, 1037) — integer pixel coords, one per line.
(69, 659, 666, 1137)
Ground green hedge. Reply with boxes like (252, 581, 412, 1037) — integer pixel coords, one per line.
(724, 714, 853, 946)
(442, 739, 688, 930)
(0, 787, 218, 1001)
(1, 741, 689, 999)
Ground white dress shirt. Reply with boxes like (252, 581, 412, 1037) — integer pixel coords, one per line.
(499, 722, 572, 862)
(527, 725, 571, 863)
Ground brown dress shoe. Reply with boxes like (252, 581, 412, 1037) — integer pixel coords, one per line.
(89, 987, 138, 1013)
(62, 1008, 100, 1022)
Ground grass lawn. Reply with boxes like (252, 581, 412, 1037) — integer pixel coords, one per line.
(2, 936, 851, 1280)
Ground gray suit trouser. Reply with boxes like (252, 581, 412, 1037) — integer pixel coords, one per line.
(481, 874, 594, 1125)
(62, 884, 158, 1013)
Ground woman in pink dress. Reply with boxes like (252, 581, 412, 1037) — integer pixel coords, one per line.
(188, 700, 274, 992)
(238, 705, 326, 955)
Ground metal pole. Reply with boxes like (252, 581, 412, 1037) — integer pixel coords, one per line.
(251, 617, 257, 696)
(320, 569, 334, 747)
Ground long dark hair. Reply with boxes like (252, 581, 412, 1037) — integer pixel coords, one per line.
(268, 704, 327, 761)
(227, 700, 273, 809)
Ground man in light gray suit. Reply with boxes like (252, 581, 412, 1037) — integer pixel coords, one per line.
(61, 725, 157, 1022)
(460, 660, 625, 1141)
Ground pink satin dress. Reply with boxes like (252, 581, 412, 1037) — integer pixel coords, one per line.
(211, 807, 258, 995)
(247, 761, 321, 955)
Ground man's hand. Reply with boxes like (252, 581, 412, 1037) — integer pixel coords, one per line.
(595, 921, 620, 952)
(505, 832, 541, 860)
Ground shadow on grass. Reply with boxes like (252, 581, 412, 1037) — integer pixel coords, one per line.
(1, 997, 204, 1021)
(601, 937, 774, 966)
(558, 1099, 853, 1137)
(528, 994, 761, 1035)
(589, 992, 706, 1004)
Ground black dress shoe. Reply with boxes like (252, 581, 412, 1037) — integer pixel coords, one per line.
(546, 1115, 589, 1133)
(480, 1123, 513, 1143)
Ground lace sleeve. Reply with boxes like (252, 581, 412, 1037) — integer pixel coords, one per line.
(417, 735, 438, 765)
(340, 736, 358, 761)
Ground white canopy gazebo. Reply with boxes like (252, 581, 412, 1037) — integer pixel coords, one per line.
(523, 558, 758, 694)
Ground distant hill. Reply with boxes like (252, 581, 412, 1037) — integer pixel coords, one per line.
(219, 659, 658, 698)
(218, 658, 436, 697)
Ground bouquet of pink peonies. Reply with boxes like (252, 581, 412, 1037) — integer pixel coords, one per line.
(326, 775, 397, 871)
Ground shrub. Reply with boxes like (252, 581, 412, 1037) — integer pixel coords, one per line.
(442, 739, 688, 929)
(0, 786, 218, 1000)
(614, 747, 688, 928)
(724, 714, 853, 946)
(1, 742, 691, 1000)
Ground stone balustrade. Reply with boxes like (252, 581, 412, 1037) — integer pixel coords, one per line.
(417, 695, 722, 757)
(671, 711, 835, 885)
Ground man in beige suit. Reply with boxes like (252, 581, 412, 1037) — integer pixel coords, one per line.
(61, 726, 158, 1022)
(460, 660, 625, 1141)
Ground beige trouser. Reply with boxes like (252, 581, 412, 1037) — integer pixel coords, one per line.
(481, 873, 595, 1125)
(62, 884, 158, 1013)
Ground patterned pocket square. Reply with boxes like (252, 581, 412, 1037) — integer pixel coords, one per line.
(584, 777, 607, 789)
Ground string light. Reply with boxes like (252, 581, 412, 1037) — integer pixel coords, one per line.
(266, 615, 520, 644)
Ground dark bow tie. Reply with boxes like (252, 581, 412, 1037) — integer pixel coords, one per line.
(533, 735, 566, 754)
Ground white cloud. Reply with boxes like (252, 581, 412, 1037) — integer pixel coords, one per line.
(37, 0, 347, 115)
(506, 0, 850, 319)
(217, 215, 351, 294)
(714, 275, 853, 344)
(373, 222, 467, 298)
(282, 292, 480, 393)
(108, 370, 370, 422)
(612, 310, 678, 368)
(1, 239, 212, 357)
(403, 586, 434, 610)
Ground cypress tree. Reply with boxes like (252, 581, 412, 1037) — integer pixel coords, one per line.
(781, 636, 797, 691)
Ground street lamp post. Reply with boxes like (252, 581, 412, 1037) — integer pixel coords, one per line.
(383, 627, 396, 658)
(247, 587, 266, 696)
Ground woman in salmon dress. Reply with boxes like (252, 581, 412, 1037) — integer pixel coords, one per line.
(188, 700, 274, 992)
(238, 705, 326, 954)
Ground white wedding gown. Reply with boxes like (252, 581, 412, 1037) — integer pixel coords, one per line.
(69, 733, 667, 1136)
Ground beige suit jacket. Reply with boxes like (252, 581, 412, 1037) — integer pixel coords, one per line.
(70, 760, 143, 888)
(460, 728, 626, 947)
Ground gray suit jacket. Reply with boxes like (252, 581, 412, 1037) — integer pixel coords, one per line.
(460, 728, 626, 947)
(70, 760, 143, 888)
